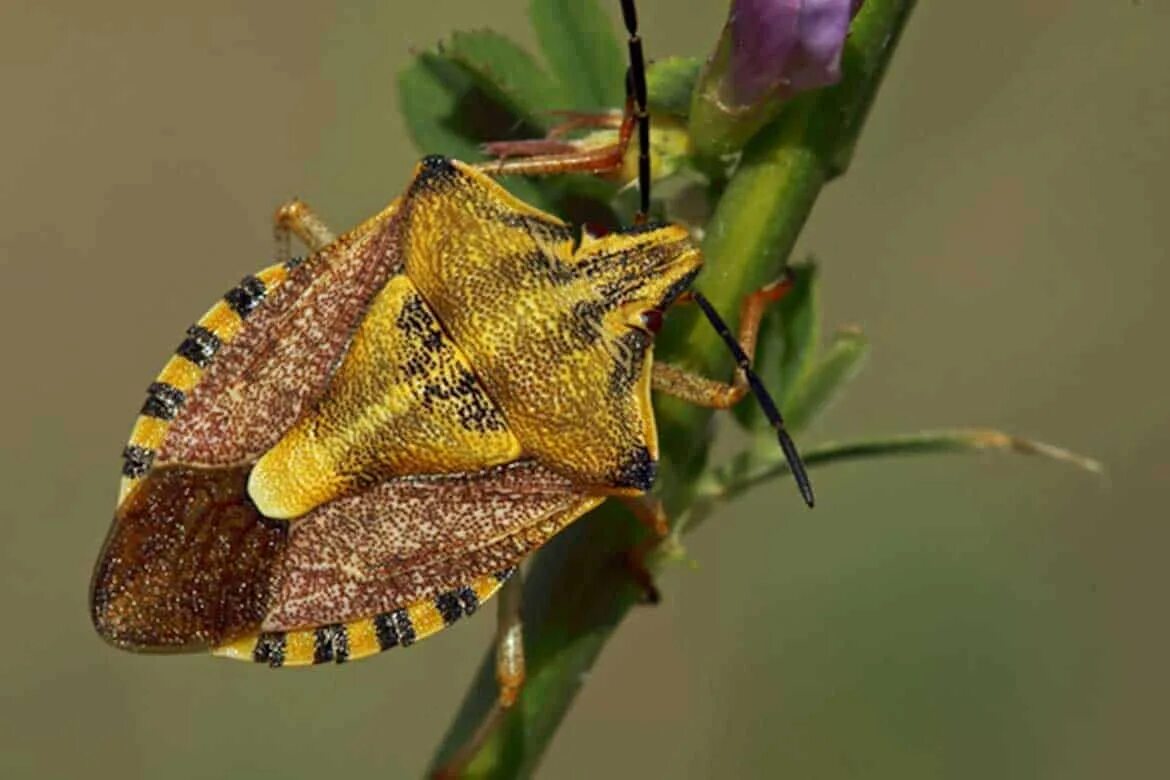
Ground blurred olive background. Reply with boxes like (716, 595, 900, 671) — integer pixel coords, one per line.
(2, 1, 1165, 777)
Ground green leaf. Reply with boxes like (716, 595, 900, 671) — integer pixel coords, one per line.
(397, 51, 485, 162)
(529, 0, 625, 109)
(646, 57, 701, 119)
(783, 324, 869, 431)
(706, 428, 1103, 508)
(732, 261, 820, 430)
(397, 50, 555, 210)
(445, 30, 566, 130)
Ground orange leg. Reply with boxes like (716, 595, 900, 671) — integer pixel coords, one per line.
(618, 494, 670, 604)
(471, 96, 636, 180)
(480, 110, 624, 161)
(653, 277, 794, 408)
(431, 571, 526, 779)
(480, 138, 581, 160)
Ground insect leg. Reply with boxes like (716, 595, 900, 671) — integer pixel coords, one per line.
(659, 284, 814, 506)
(273, 198, 336, 265)
(471, 104, 635, 179)
(431, 571, 526, 779)
(480, 137, 584, 160)
(473, 0, 649, 186)
(495, 569, 526, 708)
(618, 494, 669, 604)
(652, 278, 795, 408)
(620, 493, 669, 537)
(479, 111, 623, 160)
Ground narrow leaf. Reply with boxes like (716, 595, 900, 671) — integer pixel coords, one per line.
(529, 0, 625, 109)
(783, 324, 869, 431)
(708, 428, 1103, 506)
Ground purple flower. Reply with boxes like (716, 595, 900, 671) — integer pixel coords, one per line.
(690, 0, 864, 156)
(722, 0, 863, 109)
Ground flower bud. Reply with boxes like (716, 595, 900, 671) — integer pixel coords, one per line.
(691, 0, 863, 158)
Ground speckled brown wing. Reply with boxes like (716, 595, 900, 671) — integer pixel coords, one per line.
(158, 204, 405, 467)
(91, 464, 284, 652)
(258, 460, 602, 633)
(90, 461, 602, 659)
(114, 199, 407, 505)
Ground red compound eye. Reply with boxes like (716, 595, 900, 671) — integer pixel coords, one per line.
(640, 309, 664, 334)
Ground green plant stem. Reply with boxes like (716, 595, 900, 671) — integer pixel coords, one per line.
(429, 2, 917, 776)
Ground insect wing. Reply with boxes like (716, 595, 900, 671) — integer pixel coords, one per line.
(92, 460, 601, 661)
(129, 201, 403, 489)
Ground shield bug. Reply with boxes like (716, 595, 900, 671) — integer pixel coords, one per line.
(90, 0, 813, 767)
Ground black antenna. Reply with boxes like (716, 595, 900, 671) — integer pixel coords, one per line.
(619, 0, 651, 220)
(691, 291, 816, 508)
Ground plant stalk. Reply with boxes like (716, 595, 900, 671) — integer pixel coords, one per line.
(429, 2, 918, 775)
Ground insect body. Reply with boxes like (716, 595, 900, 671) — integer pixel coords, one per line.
(90, 2, 811, 768)
(92, 156, 709, 663)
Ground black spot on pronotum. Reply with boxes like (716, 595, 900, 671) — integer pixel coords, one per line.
(176, 325, 220, 368)
(140, 382, 185, 420)
(121, 445, 155, 478)
(313, 624, 349, 664)
(252, 632, 286, 667)
(613, 445, 656, 491)
(224, 275, 267, 318)
(412, 155, 458, 192)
